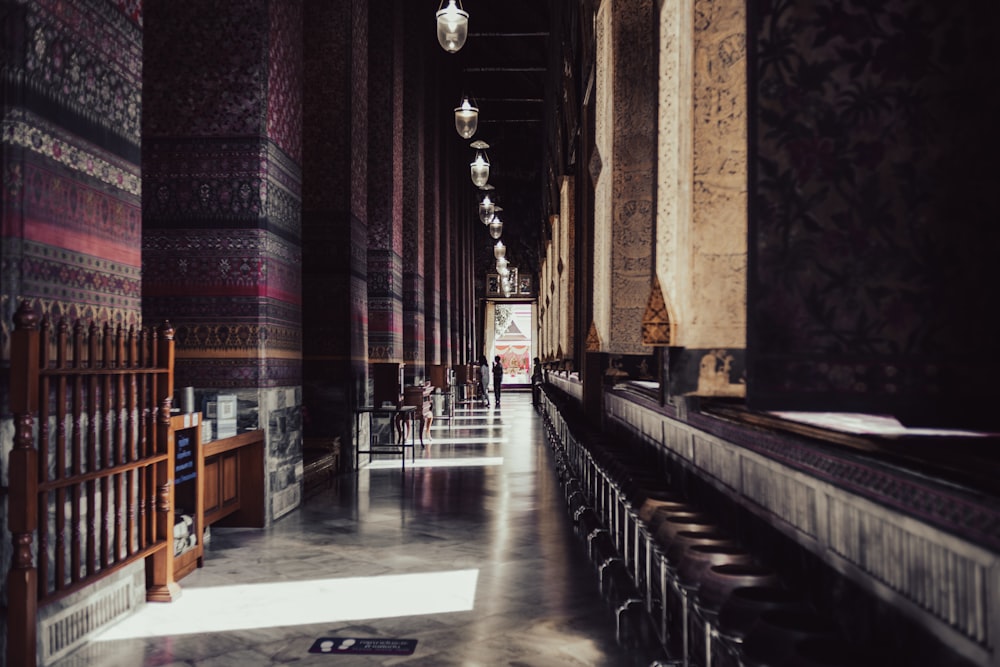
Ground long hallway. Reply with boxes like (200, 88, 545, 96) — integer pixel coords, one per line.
(52, 392, 644, 666)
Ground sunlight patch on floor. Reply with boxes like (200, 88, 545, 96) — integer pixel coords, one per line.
(424, 436, 508, 444)
(367, 457, 504, 469)
(95, 570, 480, 640)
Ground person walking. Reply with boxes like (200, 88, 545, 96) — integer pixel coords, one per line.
(492, 355, 504, 407)
(478, 355, 490, 406)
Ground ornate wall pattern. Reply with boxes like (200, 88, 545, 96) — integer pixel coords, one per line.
(423, 110, 441, 366)
(367, 248, 403, 361)
(401, 4, 426, 375)
(365, 2, 403, 364)
(747, 0, 1000, 426)
(142, 0, 303, 393)
(656, 0, 689, 336)
(591, 3, 612, 349)
(142, 1, 268, 138)
(300, 0, 365, 442)
(300, 0, 366, 385)
(302, 0, 350, 212)
(689, 0, 747, 350)
(610, 0, 656, 354)
(593, 0, 657, 358)
(142, 138, 301, 239)
(1, 1, 143, 343)
(655, 0, 746, 397)
(559, 177, 575, 359)
(14, 0, 142, 154)
(267, 0, 303, 165)
(1, 1, 143, 651)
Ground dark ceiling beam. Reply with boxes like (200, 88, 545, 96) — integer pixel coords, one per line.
(469, 32, 549, 38)
(480, 119, 543, 124)
(462, 67, 547, 73)
(477, 97, 544, 103)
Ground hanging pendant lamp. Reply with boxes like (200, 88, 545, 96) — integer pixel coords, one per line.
(470, 140, 490, 188)
(455, 95, 478, 139)
(436, 0, 469, 53)
(493, 240, 506, 260)
(488, 215, 503, 240)
(478, 192, 495, 225)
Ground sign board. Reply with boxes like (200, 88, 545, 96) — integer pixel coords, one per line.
(308, 637, 417, 656)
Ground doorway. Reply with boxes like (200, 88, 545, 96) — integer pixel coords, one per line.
(483, 301, 536, 387)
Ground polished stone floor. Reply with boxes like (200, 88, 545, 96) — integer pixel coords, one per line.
(53, 392, 649, 666)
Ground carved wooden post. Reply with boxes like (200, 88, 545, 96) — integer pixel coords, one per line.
(146, 321, 179, 602)
(8, 302, 40, 667)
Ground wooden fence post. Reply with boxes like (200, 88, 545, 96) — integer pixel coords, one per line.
(145, 321, 179, 602)
(8, 302, 40, 667)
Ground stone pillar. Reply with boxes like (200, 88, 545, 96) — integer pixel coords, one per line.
(301, 0, 369, 447)
(559, 176, 576, 361)
(540, 243, 551, 360)
(143, 0, 304, 522)
(656, 0, 747, 397)
(367, 0, 404, 368)
(440, 155, 454, 366)
(423, 95, 442, 367)
(401, 2, 427, 383)
(592, 0, 657, 358)
(550, 215, 561, 360)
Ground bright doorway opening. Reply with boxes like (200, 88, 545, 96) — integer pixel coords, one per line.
(484, 301, 536, 387)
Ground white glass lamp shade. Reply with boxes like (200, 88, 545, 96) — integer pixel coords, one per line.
(436, 0, 469, 53)
(478, 194, 495, 225)
(493, 240, 506, 259)
(470, 150, 490, 188)
(488, 216, 503, 239)
(455, 97, 478, 139)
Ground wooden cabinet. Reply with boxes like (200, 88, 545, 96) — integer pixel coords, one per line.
(373, 362, 404, 407)
(202, 430, 265, 529)
(429, 364, 450, 390)
(168, 417, 265, 582)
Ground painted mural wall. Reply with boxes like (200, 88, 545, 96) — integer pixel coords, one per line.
(747, 0, 1000, 428)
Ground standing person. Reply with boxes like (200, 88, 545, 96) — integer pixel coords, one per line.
(478, 355, 490, 406)
(492, 355, 504, 407)
(531, 357, 543, 406)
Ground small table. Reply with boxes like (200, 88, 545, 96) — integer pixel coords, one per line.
(354, 405, 418, 469)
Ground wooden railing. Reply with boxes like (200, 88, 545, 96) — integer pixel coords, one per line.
(7, 302, 178, 667)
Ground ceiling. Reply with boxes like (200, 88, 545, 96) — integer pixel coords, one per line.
(427, 0, 555, 279)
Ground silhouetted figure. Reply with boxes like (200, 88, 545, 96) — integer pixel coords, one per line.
(492, 355, 503, 407)
(531, 357, 543, 406)
(478, 355, 490, 406)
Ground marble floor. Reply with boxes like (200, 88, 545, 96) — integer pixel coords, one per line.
(53, 392, 653, 666)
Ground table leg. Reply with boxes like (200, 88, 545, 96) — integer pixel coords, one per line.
(354, 411, 360, 471)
